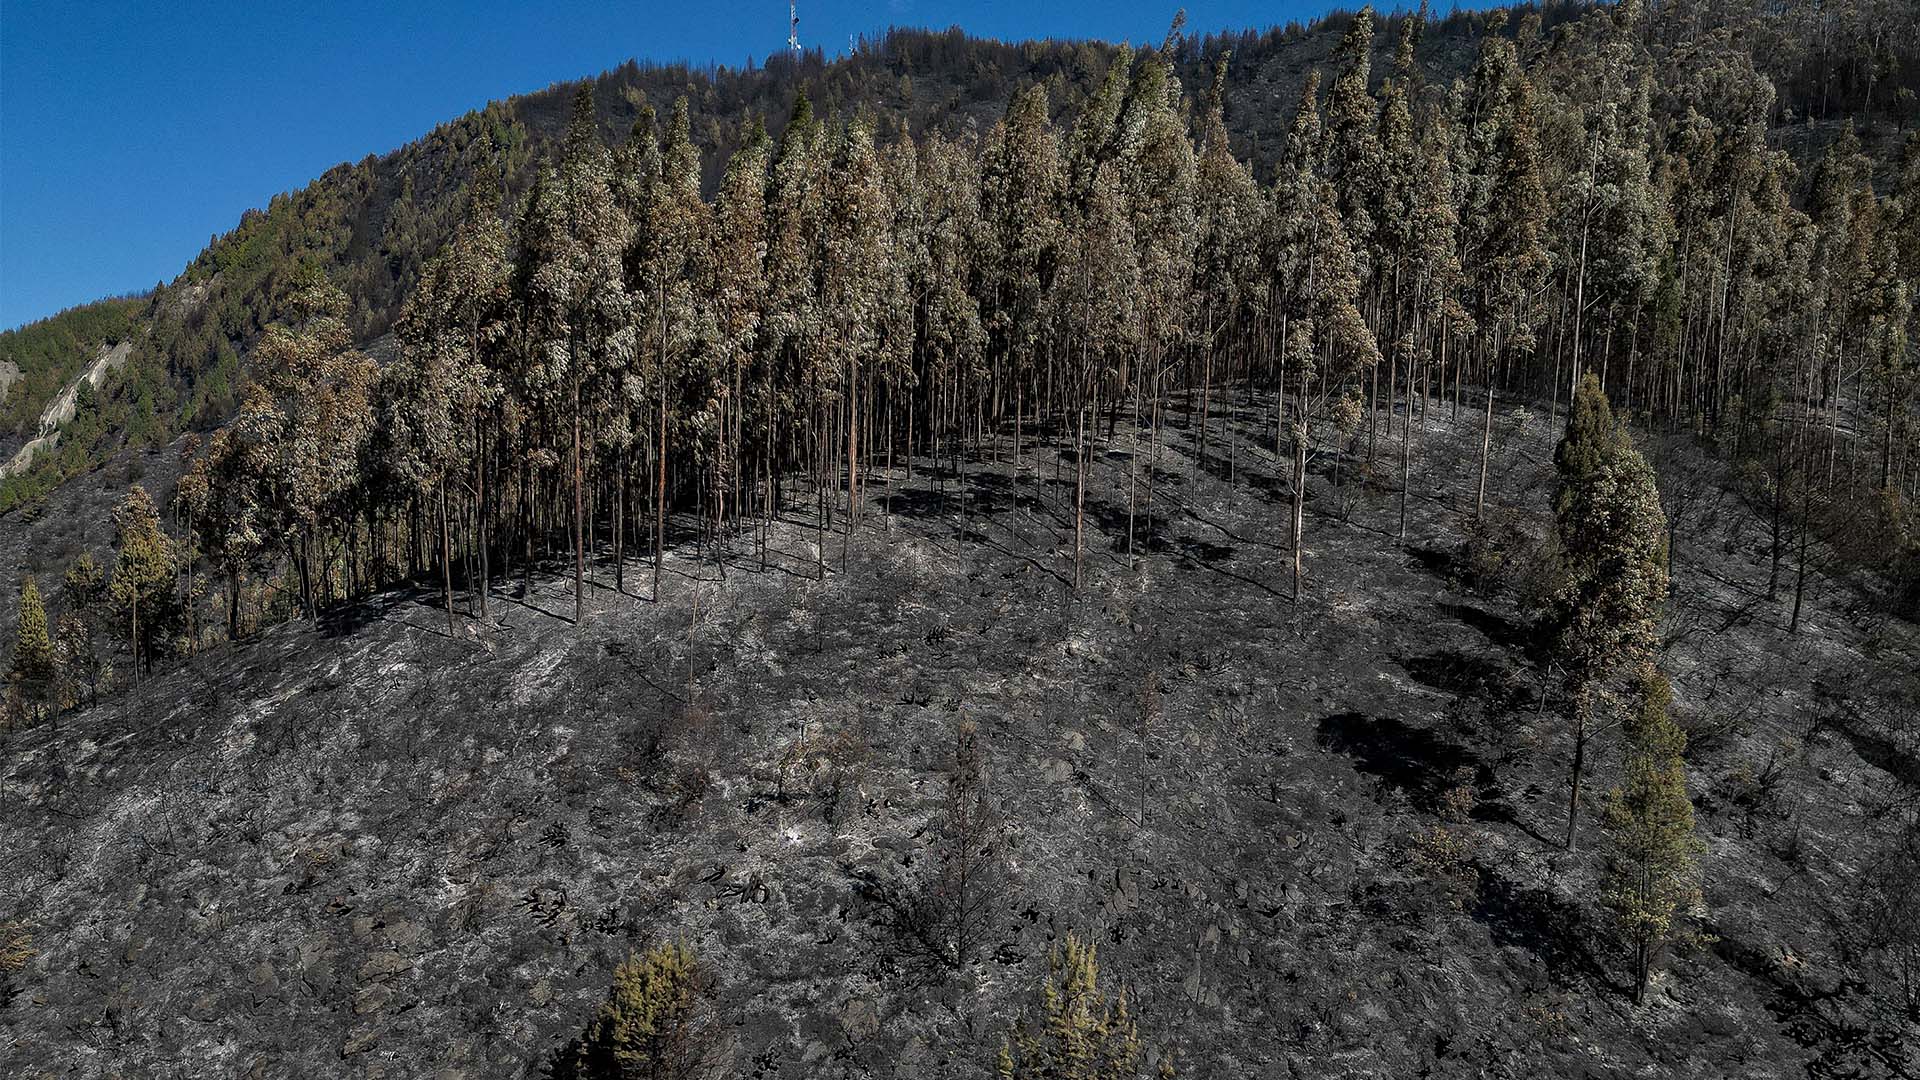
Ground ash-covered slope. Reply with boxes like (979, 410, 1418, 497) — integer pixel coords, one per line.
(3, 399, 1917, 1078)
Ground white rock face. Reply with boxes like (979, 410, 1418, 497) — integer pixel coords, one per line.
(0, 339, 131, 478)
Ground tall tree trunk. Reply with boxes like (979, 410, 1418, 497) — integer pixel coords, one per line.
(1475, 380, 1495, 523)
(1790, 497, 1810, 634)
(657, 377, 669, 598)
(614, 449, 626, 594)
(1565, 683, 1590, 850)
(442, 482, 456, 638)
(572, 369, 584, 626)
(1399, 368, 1414, 543)
(844, 354, 860, 571)
(1292, 374, 1311, 603)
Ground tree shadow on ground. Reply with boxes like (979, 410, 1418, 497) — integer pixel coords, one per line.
(319, 586, 452, 638)
(1315, 712, 1498, 814)
(1084, 498, 1235, 564)
(1470, 865, 1614, 992)
(1406, 545, 1458, 580)
(1438, 602, 1542, 663)
(1399, 649, 1534, 710)
(1720, 930, 1918, 1078)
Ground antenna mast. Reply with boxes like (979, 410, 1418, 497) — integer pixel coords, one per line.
(788, 2, 800, 55)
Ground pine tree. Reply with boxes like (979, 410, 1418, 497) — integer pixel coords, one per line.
(998, 932, 1171, 1080)
(1600, 667, 1705, 1005)
(1549, 374, 1669, 849)
(930, 715, 1005, 967)
(552, 942, 719, 1080)
(109, 485, 177, 682)
(8, 577, 54, 722)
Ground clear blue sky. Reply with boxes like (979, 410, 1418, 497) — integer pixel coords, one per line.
(0, 0, 1415, 331)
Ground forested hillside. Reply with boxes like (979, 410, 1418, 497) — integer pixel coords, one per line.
(4, 0, 1917, 516)
(4, 0, 1920, 1076)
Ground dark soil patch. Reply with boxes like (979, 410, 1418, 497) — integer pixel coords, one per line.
(1470, 866, 1609, 991)
(1398, 649, 1530, 708)
(1315, 711, 1495, 814)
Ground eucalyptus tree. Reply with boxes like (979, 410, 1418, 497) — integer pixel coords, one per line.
(759, 92, 827, 567)
(648, 98, 718, 586)
(521, 88, 634, 621)
(912, 131, 987, 507)
(1060, 160, 1140, 588)
(227, 279, 378, 619)
(979, 84, 1063, 468)
(1118, 42, 1198, 559)
(1321, 6, 1384, 312)
(818, 117, 892, 569)
(1192, 55, 1263, 459)
(1458, 25, 1551, 521)
(109, 485, 178, 683)
(711, 121, 772, 532)
(609, 102, 664, 591)
(877, 128, 923, 520)
(388, 177, 513, 632)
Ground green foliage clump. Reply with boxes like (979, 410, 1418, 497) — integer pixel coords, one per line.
(998, 932, 1172, 1080)
(1600, 669, 1706, 1005)
(1548, 375, 1670, 689)
(7, 577, 54, 724)
(552, 942, 720, 1080)
(109, 485, 178, 677)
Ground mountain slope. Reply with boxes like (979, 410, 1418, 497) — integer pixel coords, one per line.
(0, 3, 1698, 518)
(3, 398, 1915, 1078)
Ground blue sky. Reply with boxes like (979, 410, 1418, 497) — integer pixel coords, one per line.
(1, 1, 1413, 330)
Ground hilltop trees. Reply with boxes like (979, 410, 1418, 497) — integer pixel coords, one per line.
(9, 12, 1917, 772)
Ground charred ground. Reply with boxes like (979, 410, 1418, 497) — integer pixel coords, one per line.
(2, 395, 1915, 1079)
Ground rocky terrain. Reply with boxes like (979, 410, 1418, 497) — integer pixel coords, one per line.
(0, 341, 135, 479)
(2, 393, 1915, 1079)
